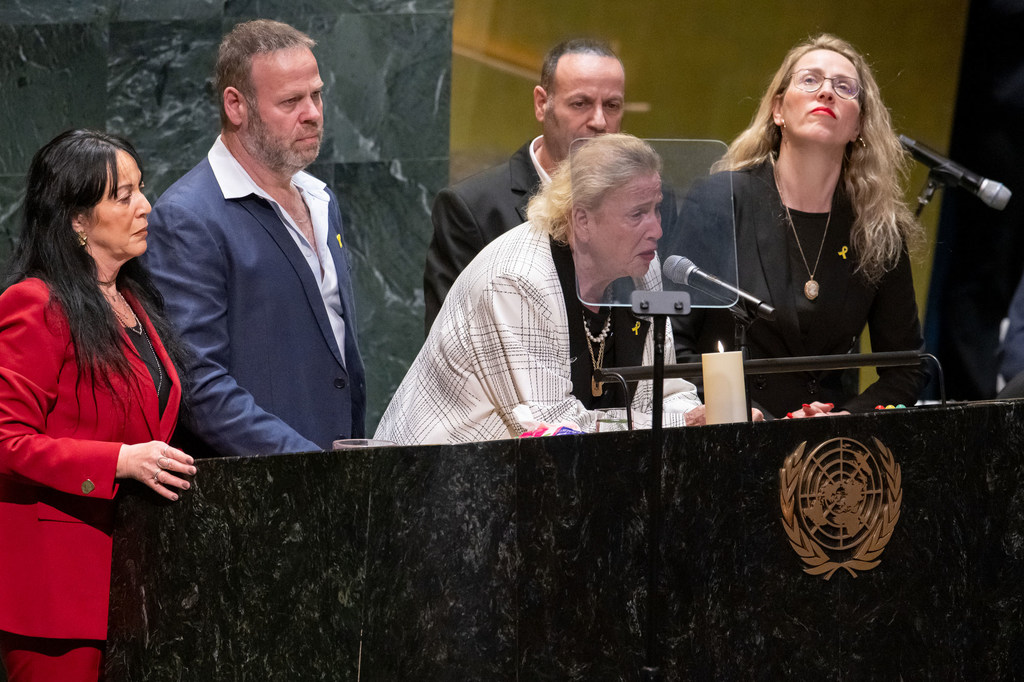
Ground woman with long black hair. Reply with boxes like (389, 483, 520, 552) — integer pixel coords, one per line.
(0, 129, 196, 681)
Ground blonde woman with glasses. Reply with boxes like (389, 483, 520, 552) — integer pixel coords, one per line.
(674, 34, 925, 419)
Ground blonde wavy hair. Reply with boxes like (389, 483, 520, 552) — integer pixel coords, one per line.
(527, 133, 661, 245)
(714, 34, 920, 283)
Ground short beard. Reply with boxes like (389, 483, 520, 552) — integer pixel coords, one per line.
(244, 100, 322, 176)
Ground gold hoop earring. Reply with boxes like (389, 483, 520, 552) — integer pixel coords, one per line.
(780, 118, 786, 129)
(857, 136, 866, 148)
(76, 231, 87, 247)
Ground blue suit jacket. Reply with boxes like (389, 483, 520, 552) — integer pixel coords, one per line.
(144, 159, 366, 456)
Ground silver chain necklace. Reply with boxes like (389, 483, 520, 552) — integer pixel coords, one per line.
(108, 289, 163, 395)
(138, 323, 164, 397)
(108, 289, 143, 334)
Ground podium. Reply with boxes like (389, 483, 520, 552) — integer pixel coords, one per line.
(105, 402, 1024, 680)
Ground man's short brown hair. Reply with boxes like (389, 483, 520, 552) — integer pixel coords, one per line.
(214, 19, 316, 127)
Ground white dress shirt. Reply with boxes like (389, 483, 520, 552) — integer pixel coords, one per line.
(208, 137, 347, 365)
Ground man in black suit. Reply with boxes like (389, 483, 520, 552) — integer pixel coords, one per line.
(423, 38, 625, 333)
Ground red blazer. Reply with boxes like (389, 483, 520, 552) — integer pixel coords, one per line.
(0, 278, 180, 640)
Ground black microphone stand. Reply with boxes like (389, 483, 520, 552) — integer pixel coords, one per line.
(913, 173, 943, 218)
(628, 290, 689, 682)
(728, 300, 760, 422)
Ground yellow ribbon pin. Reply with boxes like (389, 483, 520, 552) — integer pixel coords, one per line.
(632, 322, 641, 335)
(838, 245, 848, 260)
(336, 234, 343, 249)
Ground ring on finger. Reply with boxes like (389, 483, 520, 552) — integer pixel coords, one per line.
(154, 469, 161, 485)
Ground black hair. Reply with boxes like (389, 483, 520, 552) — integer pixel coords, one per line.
(7, 128, 192, 408)
(540, 38, 620, 93)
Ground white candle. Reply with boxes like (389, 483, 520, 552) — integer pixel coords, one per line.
(702, 342, 747, 424)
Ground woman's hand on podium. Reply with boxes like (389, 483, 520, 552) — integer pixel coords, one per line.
(684, 405, 763, 426)
(785, 402, 851, 419)
(685, 405, 706, 426)
(117, 441, 197, 501)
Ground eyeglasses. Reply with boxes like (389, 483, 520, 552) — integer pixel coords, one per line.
(790, 69, 860, 100)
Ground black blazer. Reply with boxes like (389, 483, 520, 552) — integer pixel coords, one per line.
(673, 162, 924, 418)
(424, 141, 541, 334)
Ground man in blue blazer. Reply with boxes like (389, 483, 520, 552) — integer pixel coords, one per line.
(144, 19, 365, 457)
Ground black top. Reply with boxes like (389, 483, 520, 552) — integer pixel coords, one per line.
(550, 238, 650, 410)
(672, 161, 925, 418)
(125, 321, 170, 415)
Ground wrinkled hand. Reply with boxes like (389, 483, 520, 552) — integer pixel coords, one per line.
(685, 404, 706, 426)
(785, 402, 850, 419)
(116, 441, 197, 501)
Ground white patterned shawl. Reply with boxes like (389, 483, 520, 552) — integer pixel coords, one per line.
(375, 222, 701, 445)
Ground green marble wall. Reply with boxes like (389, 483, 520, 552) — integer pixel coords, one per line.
(0, 0, 452, 430)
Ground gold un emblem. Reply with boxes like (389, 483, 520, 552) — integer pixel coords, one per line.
(779, 437, 902, 579)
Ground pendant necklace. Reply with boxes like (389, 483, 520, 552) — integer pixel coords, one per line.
(109, 290, 163, 394)
(583, 310, 612, 397)
(774, 168, 832, 301)
(108, 289, 143, 334)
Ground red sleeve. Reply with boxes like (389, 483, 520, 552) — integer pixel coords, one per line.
(0, 280, 120, 499)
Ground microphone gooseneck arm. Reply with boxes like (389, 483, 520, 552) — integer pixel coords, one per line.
(662, 255, 775, 322)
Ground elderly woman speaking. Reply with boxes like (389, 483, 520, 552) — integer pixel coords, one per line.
(377, 134, 703, 445)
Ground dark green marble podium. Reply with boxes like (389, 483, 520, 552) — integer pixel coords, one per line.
(105, 402, 1024, 680)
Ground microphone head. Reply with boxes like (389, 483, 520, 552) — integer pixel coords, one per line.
(663, 255, 697, 285)
(979, 178, 1012, 210)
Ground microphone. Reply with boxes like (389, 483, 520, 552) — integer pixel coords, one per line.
(899, 134, 1012, 210)
(663, 255, 775, 321)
